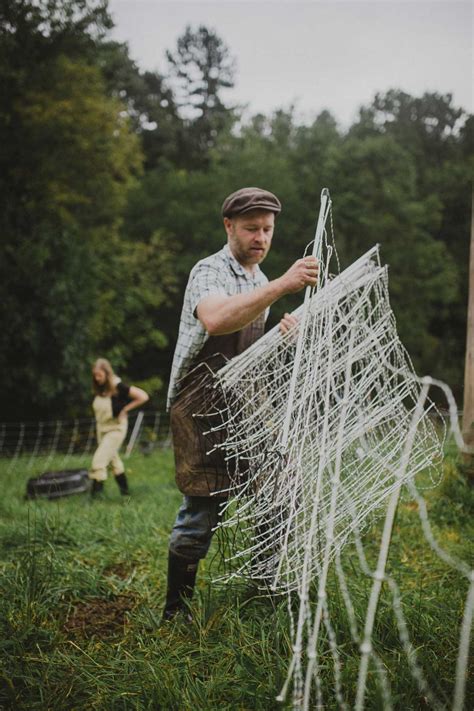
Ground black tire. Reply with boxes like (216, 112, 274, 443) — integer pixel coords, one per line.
(26, 469, 90, 500)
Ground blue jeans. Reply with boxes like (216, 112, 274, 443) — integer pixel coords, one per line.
(169, 496, 225, 560)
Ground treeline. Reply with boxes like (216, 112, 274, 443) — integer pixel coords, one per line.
(1, 0, 472, 421)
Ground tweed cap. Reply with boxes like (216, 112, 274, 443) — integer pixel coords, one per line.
(221, 187, 282, 218)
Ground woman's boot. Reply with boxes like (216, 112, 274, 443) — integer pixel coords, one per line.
(115, 472, 129, 496)
(90, 480, 104, 498)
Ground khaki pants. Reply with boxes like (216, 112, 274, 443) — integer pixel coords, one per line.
(89, 424, 127, 481)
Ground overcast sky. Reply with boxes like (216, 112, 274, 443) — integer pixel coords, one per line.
(108, 0, 473, 128)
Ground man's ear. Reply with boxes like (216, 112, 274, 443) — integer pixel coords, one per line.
(223, 216, 233, 238)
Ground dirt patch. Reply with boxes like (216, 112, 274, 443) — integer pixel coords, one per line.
(64, 595, 136, 638)
(102, 562, 133, 579)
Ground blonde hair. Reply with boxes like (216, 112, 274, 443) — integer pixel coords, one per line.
(92, 358, 117, 396)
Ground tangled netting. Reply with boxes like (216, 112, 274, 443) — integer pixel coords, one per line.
(189, 190, 473, 709)
(199, 192, 441, 592)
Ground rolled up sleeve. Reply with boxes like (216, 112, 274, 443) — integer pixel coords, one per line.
(189, 263, 228, 318)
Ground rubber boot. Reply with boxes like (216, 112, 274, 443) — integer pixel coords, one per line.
(162, 551, 199, 621)
(115, 472, 129, 496)
(90, 480, 104, 498)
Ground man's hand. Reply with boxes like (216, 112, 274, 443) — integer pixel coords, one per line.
(279, 257, 319, 294)
(279, 312, 299, 336)
(196, 256, 318, 337)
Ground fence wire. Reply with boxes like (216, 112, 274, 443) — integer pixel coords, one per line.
(0, 411, 170, 472)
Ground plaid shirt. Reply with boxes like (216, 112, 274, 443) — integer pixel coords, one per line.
(167, 243, 269, 408)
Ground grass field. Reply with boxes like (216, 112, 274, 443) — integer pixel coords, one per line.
(0, 446, 472, 710)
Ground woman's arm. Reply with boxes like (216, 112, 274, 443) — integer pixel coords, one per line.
(118, 386, 149, 421)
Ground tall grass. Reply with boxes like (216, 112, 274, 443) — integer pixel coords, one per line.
(0, 448, 472, 709)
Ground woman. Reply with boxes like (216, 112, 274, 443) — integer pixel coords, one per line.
(90, 358, 149, 496)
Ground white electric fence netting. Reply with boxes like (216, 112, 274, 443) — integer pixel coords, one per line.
(0, 411, 169, 473)
(189, 190, 473, 709)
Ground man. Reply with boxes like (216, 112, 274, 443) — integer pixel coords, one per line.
(163, 187, 318, 619)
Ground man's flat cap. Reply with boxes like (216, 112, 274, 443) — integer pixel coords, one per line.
(221, 187, 282, 218)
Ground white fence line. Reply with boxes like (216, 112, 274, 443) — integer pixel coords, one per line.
(0, 411, 170, 464)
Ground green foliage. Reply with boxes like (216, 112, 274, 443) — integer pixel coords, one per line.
(325, 132, 459, 374)
(349, 90, 472, 390)
(97, 39, 184, 168)
(89, 228, 178, 386)
(0, 44, 142, 419)
(0, 0, 112, 54)
(0, 1, 174, 419)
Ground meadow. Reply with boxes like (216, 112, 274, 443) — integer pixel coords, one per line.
(0, 445, 472, 710)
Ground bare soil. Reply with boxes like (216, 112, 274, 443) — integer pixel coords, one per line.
(63, 594, 136, 638)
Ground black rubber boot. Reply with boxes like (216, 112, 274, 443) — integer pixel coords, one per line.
(162, 551, 199, 621)
(115, 472, 129, 496)
(90, 480, 104, 497)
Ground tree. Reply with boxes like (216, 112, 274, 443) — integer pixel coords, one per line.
(89, 227, 178, 402)
(0, 2, 143, 419)
(347, 91, 472, 393)
(0, 0, 112, 64)
(325, 133, 458, 380)
(97, 40, 183, 169)
(166, 25, 237, 167)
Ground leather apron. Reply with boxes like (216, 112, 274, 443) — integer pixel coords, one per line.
(170, 314, 265, 497)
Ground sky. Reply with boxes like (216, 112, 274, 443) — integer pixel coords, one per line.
(108, 0, 473, 128)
